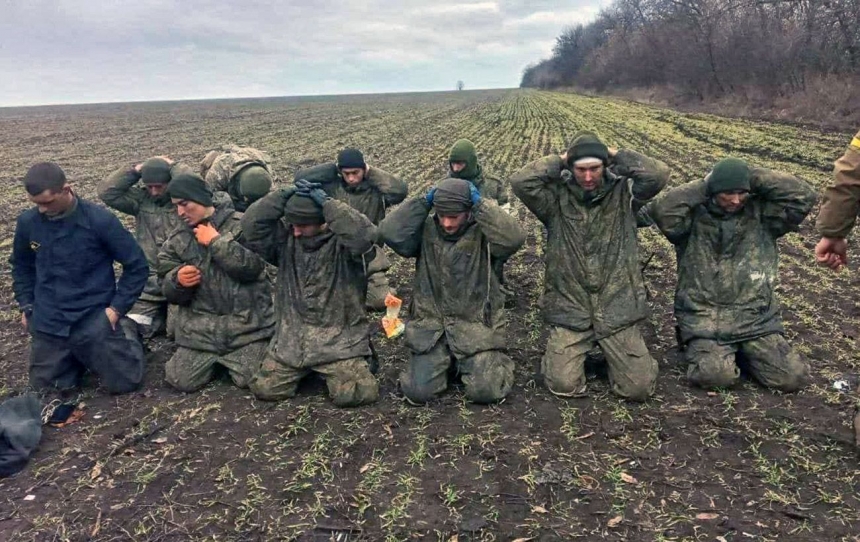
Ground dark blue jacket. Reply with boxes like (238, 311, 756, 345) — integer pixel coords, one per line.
(11, 197, 149, 337)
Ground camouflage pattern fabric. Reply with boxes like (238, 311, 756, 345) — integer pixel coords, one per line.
(250, 355, 378, 407)
(510, 149, 669, 338)
(202, 146, 272, 210)
(157, 195, 275, 354)
(646, 170, 817, 345)
(542, 324, 657, 402)
(686, 334, 807, 392)
(446, 164, 509, 206)
(165, 339, 268, 392)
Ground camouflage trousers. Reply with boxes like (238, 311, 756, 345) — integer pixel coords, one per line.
(366, 247, 392, 311)
(165, 340, 267, 393)
(127, 298, 167, 340)
(249, 354, 379, 407)
(541, 324, 657, 402)
(29, 309, 144, 395)
(400, 337, 514, 405)
(686, 333, 807, 392)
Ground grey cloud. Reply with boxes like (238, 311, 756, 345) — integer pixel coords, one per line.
(0, 0, 608, 105)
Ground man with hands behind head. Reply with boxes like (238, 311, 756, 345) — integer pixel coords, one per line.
(157, 173, 275, 392)
(379, 177, 525, 404)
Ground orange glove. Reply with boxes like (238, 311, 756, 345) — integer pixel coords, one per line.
(177, 265, 202, 287)
(194, 223, 220, 246)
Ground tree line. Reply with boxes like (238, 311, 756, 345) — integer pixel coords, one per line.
(520, 0, 860, 103)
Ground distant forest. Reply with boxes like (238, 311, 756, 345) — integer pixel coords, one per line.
(520, 0, 859, 120)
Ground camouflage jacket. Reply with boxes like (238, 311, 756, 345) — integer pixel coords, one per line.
(294, 163, 408, 225)
(241, 192, 377, 368)
(202, 146, 272, 211)
(647, 170, 816, 344)
(157, 196, 275, 354)
(379, 197, 525, 357)
(817, 130, 860, 238)
(511, 150, 669, 338)
(98, 165, 183, 302)
(445, 164, 509, 206)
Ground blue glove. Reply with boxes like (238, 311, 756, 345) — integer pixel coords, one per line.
(295, 178, 321, 192)
(307, 187, 330, 207)
(468, 182, 482, 206)
(425, 187, 437, 207)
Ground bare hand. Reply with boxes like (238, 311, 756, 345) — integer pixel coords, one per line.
(608, 147, 619, 158)
(560, 151, 568, 163)
(21, 312, 28, 332)
(177, 265, 202, 287)
(154, 155, 174, 165)
(134, 163, 143, 173)
(815, 237, 848, 271)
(194, 223, 221, 246)
(105, 307, 120, 330)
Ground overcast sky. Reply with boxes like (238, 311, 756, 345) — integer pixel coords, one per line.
(0, 0, 607, 106)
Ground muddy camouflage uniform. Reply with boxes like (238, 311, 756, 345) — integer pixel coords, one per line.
(201, 145, 273, 212)
(98, 165, 184, 337)
(157, 195, 275, 391)
(294, 162, 408, 310)
(511, 150, 669, 401)
(240, 190, 380, 407)
(379, 196, 526, 403)
(647, 171, 817, 391)
(817, 130, 860, 238)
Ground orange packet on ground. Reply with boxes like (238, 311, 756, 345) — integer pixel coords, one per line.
(381, 293, 405, 338)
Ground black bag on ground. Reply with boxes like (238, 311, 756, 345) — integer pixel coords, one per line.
(0, 393, 43, 477)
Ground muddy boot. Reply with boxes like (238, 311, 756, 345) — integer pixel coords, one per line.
(366, 272, 391, 312)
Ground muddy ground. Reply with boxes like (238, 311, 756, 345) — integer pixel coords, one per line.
(0, 90, 858, 541)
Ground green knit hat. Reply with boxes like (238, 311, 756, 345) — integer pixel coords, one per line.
(167, 172, 213, 206)
(140, 157, 172, 185)
(566, 131, 609, 166)
(283, 193, 325, 225)
(706, 158, 751, 195)
(448, 139, 479, 179)
(236, 165, 273, 203)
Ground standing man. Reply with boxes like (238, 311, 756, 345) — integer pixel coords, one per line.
(241, 182, 380, 407)
(99, 156, 183, 338)
(510, 132, 669, 401)
(647, 158, 816, 391)
(294, 148, 408, 310)
(201, 145, 275, 212)
(157, 173, 275, 392)
(815, 129, 860, 270)
(11, 162, 148, 394)
(379, 178, 525, 404)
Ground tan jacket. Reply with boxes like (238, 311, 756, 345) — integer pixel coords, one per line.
(816, 130, 860, 238)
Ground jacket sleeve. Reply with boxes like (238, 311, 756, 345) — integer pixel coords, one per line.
(100, 212, 149, 315)
(486, 175, 510, 206)
(324, 199, 378, 258)
(208, 227, 267, 283)
(750, 168, 818, 237)
(98, 166, 143, 216)
(240, 188, 295, 266)
(509, 155, 563, 224)
(366, 167, 408, 207)
(473, 199, 526, 259)
(648, 180, 708, 245)
(612, 149, 670, 202)
(158, 235, 196, 306)
(379, 196, 429, 258)
(816, 131, 860, 238)
(10, 214, 35, 311)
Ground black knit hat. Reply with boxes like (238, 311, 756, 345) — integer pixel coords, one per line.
(167, 172, 214, 207)
(140, 157, 172, 185)
(434, 178, 472, 215)
(284, 193, 325, 225)
(337, 148, 366, 170)
(566, 131, 609, 166)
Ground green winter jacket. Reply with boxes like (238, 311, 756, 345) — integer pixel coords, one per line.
(157, 195, 275, 354)
(241, 192, 378, 368)
(294, 163, 408, 225)
(646, 170, 817, 344)
(379, 197, 525, 357)
(98, 165, 183, 303)
(510, 150, 669, 338)
(203, 146, 273, 211)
